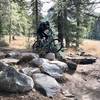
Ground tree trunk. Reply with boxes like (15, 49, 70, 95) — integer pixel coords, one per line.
(35, 0, 38, 30)
(57, 11, 64, 44)
(63, 7, 70, 48)
(76, 1, 81, 48)
(0, 18, 3, 40)
(9, 2, 12, 43)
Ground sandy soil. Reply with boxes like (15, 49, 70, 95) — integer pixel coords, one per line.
(4, 36, 100, 57)
(80, 39, 100, 57)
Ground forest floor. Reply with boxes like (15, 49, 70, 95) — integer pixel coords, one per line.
(0, 36, 100, 100)
(80, 39, 100, 57)
(4, 36, 100, 57)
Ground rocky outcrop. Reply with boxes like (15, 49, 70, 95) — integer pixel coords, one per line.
(41, 62, 63, 79)
(49, 60, 68, 72)
(66, 56, 96, 64)
(0, 62, 34, 93)
(17, 53, 39, 64)
(29, 58, 49, 67)
(33, 73, 61, 97)
(0, 58, 19, 64)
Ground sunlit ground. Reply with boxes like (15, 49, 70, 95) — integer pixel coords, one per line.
(4, 36, 100, 57)
(80, 39, 100, 57)
(4, 36, 35, 49)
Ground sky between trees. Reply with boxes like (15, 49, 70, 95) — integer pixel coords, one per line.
(26, 0, 100, 16)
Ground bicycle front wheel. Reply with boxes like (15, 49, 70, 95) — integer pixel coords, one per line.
(49, 39, 63, 53)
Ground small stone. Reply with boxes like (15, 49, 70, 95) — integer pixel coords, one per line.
(45, 53, 55, 61)
(62, 90, 74, 97)
(0, 58, 19, 64)
(20, 67, 40, 76)
(5, 51, 21, 59)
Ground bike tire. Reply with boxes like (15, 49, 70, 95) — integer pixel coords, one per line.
(49, 39, 63, 53)
(32, 41, 39, 52)
(32, 40, 45, 53)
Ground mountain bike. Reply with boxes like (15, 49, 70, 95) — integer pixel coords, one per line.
(32, 35, 63, 54)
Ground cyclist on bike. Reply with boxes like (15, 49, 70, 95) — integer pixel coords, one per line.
(33, 21, 63, 54)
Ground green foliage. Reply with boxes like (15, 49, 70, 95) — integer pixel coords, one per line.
(88, 18, 100, 40)
(48, 0, 96, 48)
(10, 2, 31, 35)
(0, 0, 43, 44)
(0, 0, 98, 47)
(31, 0, 43, 30)
(0, 0, 34, 40)
(0, 0, 10, 37)
(0, 19, 3, 35)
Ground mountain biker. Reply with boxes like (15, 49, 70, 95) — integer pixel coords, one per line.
(33, 21, 63, 55)
(45, 21, 53, 39)
(37, 21, 53, 40)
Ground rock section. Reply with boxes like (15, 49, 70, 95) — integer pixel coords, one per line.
(66, 56, 96, 64)
(17, 53, 39, 64)
(20, 67, 40, 76)
(33, 73, 61, 97)
(0, 62, 34, 93)
(5, 51, 21, 59)
(29, 58, 49, 67)
(49, 60, 68, 72)
(0, 58, 19, 64)
(41, 62, 63, 80)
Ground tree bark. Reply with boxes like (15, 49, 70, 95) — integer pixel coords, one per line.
(63, 7, 70, 47)
(9, 1, 12, 43)
(35, 0, 38, 30)
(76, 1, 81, 48)
(57, 10, 64, 44)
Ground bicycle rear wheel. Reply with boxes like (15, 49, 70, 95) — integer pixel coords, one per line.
(49, 39, 63, 53)
(32, 40, 46, 54)
(32, 41, 41, 52)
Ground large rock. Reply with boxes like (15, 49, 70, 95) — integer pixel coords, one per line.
(66, 60, 77, 71)
(17, 53, 39, 64)
(33, 73, 61, 97)
(29, 58, 49, 67)
(41, 62, 63, 80)
(0, 62, 34, 93)
(60, 58, 77, 71)
(19, 67, 40, 76)
(54, 52, 77, 71)
(49, 60, 68, 72)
